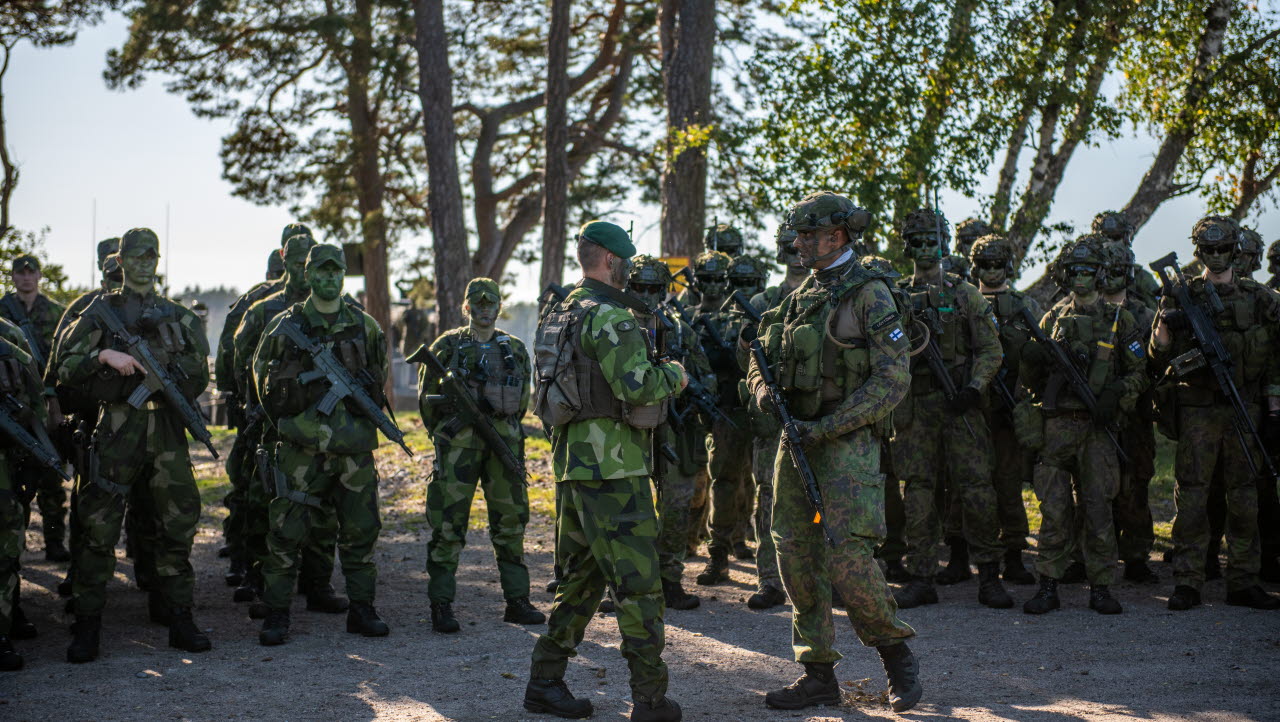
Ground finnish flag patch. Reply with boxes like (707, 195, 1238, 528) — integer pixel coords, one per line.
(1128, 340, 1144, 358)
(889, 327, 904, 342)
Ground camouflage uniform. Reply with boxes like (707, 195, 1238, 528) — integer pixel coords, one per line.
(529, 268, 685, 705)
(0, 334, 45, 664)
(419, 321, 533, 605)
(1266, 239, 1280, 291)
(1092, 211, 1160, 309)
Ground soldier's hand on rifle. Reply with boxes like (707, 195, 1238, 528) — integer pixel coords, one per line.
(950, 385, 982, 413)
(666, 359, 689, 391)
(791, 420, 822, 448)
(1093, 382, 1124, 428)
(752, 383, 775, 416)
(97, 349, 147, 377)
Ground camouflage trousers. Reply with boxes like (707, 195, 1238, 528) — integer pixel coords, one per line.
(893, 391, 1001, 578)
(531, 476, 667, 704)
(686, 467, 711, 553)
(656, 463, 698, 584)
(33, 467, 67, 546)
(878, 443, 905, 560)
(243, 443, 339, 592)
(221, 424, 256, 563)
(426, 441, 530, 603)
(983, 411, 1031, 551)
(261, 444, 381, 610)
(773, 428, 915, 662)
(751, 436, 780, 591)
(1032, 414, 1120, 585)
(0, 454, 24, 636)
(1113, 418, 1156, 562)
(707, 413, 753, 554)
(72, 449, 200, 616)
(1172, 404, 1262, 592)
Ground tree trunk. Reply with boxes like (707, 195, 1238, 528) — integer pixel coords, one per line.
(413, 0, 470, 332)
(1230, 150, 1280, 220)
(658, 0, 716, 259)
(344, 0, 392, 349)
(539, 0, 572, 290)
(1122, 0, 1233, 231)
(0, 42, 15, 237)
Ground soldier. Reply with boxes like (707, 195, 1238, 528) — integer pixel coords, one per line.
(1019, 237, 1146, 615)
(1096, 241, 1161, 583)
(1233, 227, 1264, 280)
(891, 208, 1012, 610)
(252, 244, 392, 645)
(625, 256, 710, 612)
(1092, 210, 1160, 308)
(950, 217, 992, 280)
(1265, 239, 1280, 291)
(232, 233, 347, 619)
(525, 221, 688, 722)
(418, 277, 544, 632)
(0, 332, 48, 671)
(1, 254, 69, 560)
(57, 228, 212, 662)
(1151, 216, 1280, 611)
(746, 191, 920, 712)
(689, 250, 755, 586)
(265, 246, 286, 281)
(706, 223, 745, 257)
(968, 234, 1039, 584)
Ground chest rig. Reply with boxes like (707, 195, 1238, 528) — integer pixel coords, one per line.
(1043, 300, 1122, 412)
(89, 293, 188, 404)
(1175, 278, 1269, 397)
(902, 274, 973, 389)
(445, 329, 523, 417)
(262, 305, 369, 417)
(986, 290, 1033, 377)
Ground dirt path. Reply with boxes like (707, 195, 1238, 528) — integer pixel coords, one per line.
(1, 433, 1277, 721)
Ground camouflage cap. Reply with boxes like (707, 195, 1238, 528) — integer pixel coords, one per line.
(629, 255, 674, 285)
(786, 191, 870, 235)
(465, 277, 501, 304)
(775, 224, 797, 245)
(1062, 234, 1107, 267)
(693, 250, 733, 274)
(121, 227, 161, 257)
(899, 208, 950, 238)
(267, 248, 286, 275)
(1191, 215, 1241, 246)
(577, 220, 636, 259)
(281, 222, 313, 245)
(11, 254, 39, 273)
(305, 243, 346, 270)
(282, 233, 317, 264)
(96, 238, 121, 270)
(704, 224, 744, 253)
(955, 218, 994, 245)
(1091, 211, 1134, 240)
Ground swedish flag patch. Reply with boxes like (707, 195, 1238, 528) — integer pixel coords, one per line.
(1128, 340, 1144, 358)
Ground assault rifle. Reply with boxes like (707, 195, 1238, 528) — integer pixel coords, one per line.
(653, 308, 735, 430)
(409, 344, 522, 476)
(0, 392, 69, 482)
(275, 316, 413, 458)
(1150, 252, 1278, 480)
(669, 296, 731, 354)
(1018, 304, 1129, 464)
(84, 298, 219, 459)
(750, 339, 837, 548)
(1, 296, 46, 371)
(918, 308, 977, 440)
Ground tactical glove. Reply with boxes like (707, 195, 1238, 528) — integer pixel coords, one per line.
(1093, 384, 1124, 428)
(753, 384, 775, 417)
(950, 386, 982, 414)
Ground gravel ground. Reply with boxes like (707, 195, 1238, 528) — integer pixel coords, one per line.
(1, 434, 1277, 721)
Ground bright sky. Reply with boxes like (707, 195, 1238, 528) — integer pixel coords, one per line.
(8, 18, 1278, 300)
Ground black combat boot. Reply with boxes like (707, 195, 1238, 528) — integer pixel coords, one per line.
(882, 557, 911, 583)
(148, 590, 171, 626)
(632, 695, 683, 721)
(545, 578, 560, 594)
(45, 536, 71, 563)
(732, 540, 754, 561)
(977, 563, 1014, 609)
(346, 602, 390, 636)
(10, 602, 37, 640)
(66, 615, 101, 663)
(878, 642, 923, 713)
(504, 597, 547, 624)
(764, 661, 840, 709)
(747, 585, 786, 610)
(524, 678, 593, 718)
(430, 601, 460, 633)
(1002, 549, 1036, 585)
(1088, 585, 1122, 614)
(892, 578, 938, 609)
(695, 547, 730, 586)
(305, 582, 350, 613)
(1224, 585, 1280, 610)
(232, 569, 260, 603)
(0, 635, 22, 671)
(57, 570, 73, 597)
(1167, 584, 1202, 611)
(662, 579, 701, 610)
(259, 609, 290, 646)
(1059, 560, 1086, 584)
(935, 538, 971, 585)
(217, 544, 231, 558)
(1022, 576, 1060, 614)
(168, 608, 212, 652)
(1260, 555, 1280, 584)
(224, 555, 246, 588)
(1123, 558, 1159, 584)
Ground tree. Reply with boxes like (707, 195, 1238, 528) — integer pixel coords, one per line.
(658, 0, 716, 258)
(540, 0, 572, 289)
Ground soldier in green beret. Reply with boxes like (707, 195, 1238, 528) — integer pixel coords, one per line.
(525, 220, 688, 721)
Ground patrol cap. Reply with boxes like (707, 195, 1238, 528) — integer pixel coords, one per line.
(465, 277, 501, 304)
(282, 233, 316, 264)
(11, 254, 39, 273)
(103, 253, 123, 279)
(267, 248, 286, 275)
(305, 243, 346, 270)
(281, 222, 313, 245)
(96, 238, 121, 270)
(577, 220, 636, 259)
(120, 228, 161, 257)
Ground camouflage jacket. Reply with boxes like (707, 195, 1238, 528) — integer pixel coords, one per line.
(898, 272, 1003, 395)
(637, 306, 715, 472)
(549, 279, 685, 482)
(253, 297, 388, 455)
(983, 287, 1042, 398)
(0, 333, 48, 443)
(232, 285, 312, 403)
(692, 297, 749, 399)
(0, 291, 65, 363)
(216, 279, 283, 396)
(1022, 295, 1146, 412)
(418, 325, 531, 450)
(57, 287, 209, 464)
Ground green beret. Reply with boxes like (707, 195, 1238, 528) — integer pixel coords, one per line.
(465, 277, 501, 304)
(578, 220, 636, 259)
(96, 238, 120, 270)
(281, 222, 313, 245)
(121, 228, 161, 257)
(11, 254, 39, 273)
(305, 243, 346, 270)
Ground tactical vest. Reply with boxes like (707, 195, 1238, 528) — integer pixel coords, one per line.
(902, 274, 976, 393)
(1173, 278, 1270, 405)
(261, 305, 370, 418)
(986, 290, 1033, 381)
(1042, 300, 1124, 413)
(533, 294, 665, 429)
(88, 294, 189, 405)
(443, 330, 524, 417)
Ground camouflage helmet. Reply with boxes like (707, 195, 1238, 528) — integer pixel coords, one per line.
(968, 234, 1015, 278)
(692, 250, 733, 299)
(899, 207, 951, 241)
(704, 224, 745, 256)
(775, 224, 799, 264)
(728, 254, 769, 297)
(1052, 234, 1107, 289)
(785, 191, 871, 237)
(629, 254, 674, 286)
(955, 218, 994, 252)
(1236, 226, 1263, 275)
(1091, 211, 1135, 243)
(1190, 215, 1242, 247)
(1098, 240, 1136, 293)
(1268, 239, 1280, 274)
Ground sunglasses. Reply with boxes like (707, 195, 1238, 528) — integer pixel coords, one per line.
(696, 274, 727, 284)
(730, 277, 759, 288)
(629, 283, 666, 295)
(907, 237, 939, 249)
(1067, 264, 1097, 276)
(1199, 245, 1234, 256)
(976, 259, 1005, 271)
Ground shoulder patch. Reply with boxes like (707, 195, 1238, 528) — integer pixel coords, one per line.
(1128, 339, 1145, 358)
(889, 327, 904, 342)
(617, 319, 636, 333)
(870, 311, 901, 332)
